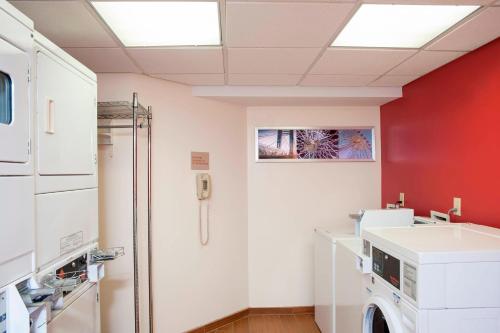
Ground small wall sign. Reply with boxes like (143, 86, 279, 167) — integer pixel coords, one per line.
(191, 151, 209, 170)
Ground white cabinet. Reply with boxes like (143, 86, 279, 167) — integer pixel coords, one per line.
(34, 35, 97, 194)
(0, 2, 33, 175)
(35, 188, 98, 269)
(0, 177, 34, 288)
(48, 284, 100, 333)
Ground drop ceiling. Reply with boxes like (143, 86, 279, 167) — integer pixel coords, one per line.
(9, 0, 500, 88)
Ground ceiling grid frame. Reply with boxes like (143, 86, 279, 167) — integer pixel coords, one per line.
(8, 0, 500, 87)
(363, 49, 422, 87)
(223, 0, 359, 86)
(426, 4, 500, 51)
(362, 1, 497, 87)
(365, 48, 460, 87)
(420, 2, 493, 51)
(296, 0, 360, 85)
(299, 0, 498, 86)
(80, 0, 146, 74)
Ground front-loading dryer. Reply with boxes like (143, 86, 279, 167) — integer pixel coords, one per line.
(314, 208, 415, 333)
(361, 268, 415, 333)
(361, 224, 500, 333)
(0, 1, 33, 175)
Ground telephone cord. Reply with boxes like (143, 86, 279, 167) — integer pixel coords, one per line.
(199, 200, 209, 246)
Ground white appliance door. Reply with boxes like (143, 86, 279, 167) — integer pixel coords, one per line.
(0, 37, 30, 164)
(362, 296, 403, 333)
(35, 188, 98, 268)
(314, 232, 334, 333)
(48, 284, 99, 333)
(0, 176, 34, 288)
(335, 241, 366, 333)
(36, 50, 95, 176)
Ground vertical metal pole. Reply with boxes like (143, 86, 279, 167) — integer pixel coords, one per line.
(132, 92, 140, 333)
(147, 106, 154, 333)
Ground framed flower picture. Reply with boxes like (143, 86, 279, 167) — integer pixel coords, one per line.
(256, 127, 375, 162)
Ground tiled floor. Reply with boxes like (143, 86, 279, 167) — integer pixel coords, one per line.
(208, 314, 320, 333)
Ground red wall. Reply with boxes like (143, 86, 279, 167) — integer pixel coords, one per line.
(381, 38, 500, 227)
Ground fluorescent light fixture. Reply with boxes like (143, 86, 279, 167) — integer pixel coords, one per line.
(92, 1, 221, 47)
(332, 4, 479, 48)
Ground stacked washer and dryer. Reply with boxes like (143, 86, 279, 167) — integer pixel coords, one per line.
(0, 4, 35, 331)
(0, 1, 119, 332)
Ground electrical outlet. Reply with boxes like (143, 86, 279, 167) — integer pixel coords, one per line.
(399, 193, 405, 207)
(453, 197, 461, 216)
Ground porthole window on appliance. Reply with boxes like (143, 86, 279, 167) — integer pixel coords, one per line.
(372, 306, 390, 333)
(0, 71, 13, 125)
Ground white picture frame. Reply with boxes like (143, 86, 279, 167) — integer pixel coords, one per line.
(255, 126, 376, 162)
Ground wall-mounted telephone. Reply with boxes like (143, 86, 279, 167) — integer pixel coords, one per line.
(196, 173, 211, 246)
(196, 173, 211, 200)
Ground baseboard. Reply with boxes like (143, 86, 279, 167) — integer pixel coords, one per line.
(248, 306, 314, 315)
(185, 306, 315, 332)
(186, 309, 249, 333)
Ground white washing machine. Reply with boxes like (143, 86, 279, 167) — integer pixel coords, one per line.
(361, 224, 500, 333)
(334, 238, 372, 333)
(314, 208, 414, 333)
(315, 229, 356, 333)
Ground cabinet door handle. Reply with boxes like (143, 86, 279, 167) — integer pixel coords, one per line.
(46, 99, 55, 134)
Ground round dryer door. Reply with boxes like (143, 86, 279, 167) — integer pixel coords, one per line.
(362, 296, 403, 333)
(371, 306, 389, 333)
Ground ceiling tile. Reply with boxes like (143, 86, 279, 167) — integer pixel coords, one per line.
(226, 2, 355, 47)
(150, 74, 224, 86)
(369, 75, 419, 87)
(388, 50, 465, 76)
(228, 74, 301, 86)
(63, 48, 140, 73)
(10, 1, 117, 47)
(426, 7, 500, 51)
(228, 48, 321, 74)
(127, 47, 224, 74)
(300, 74, 378, 86)
(311, 48, 416, 75)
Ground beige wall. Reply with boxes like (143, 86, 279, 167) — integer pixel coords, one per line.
(246, 106, 382, 306)
(97, 74, 382, 331)
(97, 74, 248, 333)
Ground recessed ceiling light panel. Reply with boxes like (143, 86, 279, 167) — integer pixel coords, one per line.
(92, 1, 221, 47)
(332, 4, 479, 48)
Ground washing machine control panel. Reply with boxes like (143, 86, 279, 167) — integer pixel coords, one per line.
(372, 246, 400, 290)
(403, 263, 417, 301)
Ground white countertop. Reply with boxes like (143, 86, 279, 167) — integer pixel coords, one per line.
(364, 224, 500, 264)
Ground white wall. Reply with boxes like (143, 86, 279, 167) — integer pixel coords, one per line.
(97, 75, 382, 330)
(97, 74, 248, 333)
(246, 106, 381, 307)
